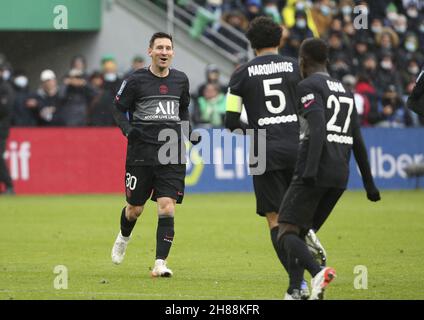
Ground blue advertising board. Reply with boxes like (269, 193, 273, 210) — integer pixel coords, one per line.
(185, 128, 424, 193)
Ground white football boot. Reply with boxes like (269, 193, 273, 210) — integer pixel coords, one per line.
(306, 229, 327, 267)
(284, 289, 301, 300)
(300, 280, 310, 300)
(151, 259, 173, 277)
(111, 231, 130, 265)
(309, 267, 336, 300)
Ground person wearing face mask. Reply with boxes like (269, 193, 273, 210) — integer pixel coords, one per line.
(375, 53, 403, 98)
(11, 71, 38, 127)
(310, 0, 333, 36)
(101, 55, 122, 96)
(0, 63, 15, 195)
(284, 10, 314, 57)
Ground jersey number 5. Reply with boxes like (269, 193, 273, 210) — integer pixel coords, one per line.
(326, 95, 354, 133)
(263, 78, 286, 114)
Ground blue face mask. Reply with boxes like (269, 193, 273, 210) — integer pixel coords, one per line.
(405, 41, 417, 52)
(342, 6, 352, 16)
(321, 5, 331, 16)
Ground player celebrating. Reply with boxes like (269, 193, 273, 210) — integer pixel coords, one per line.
(111, 32, 195, 277)
(278, 38, 381, 300)
(225, 17, 318, 298)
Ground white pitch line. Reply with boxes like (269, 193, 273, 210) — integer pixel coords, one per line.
(0, 289, 279, 300)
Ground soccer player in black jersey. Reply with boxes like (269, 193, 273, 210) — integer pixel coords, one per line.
(407, 67, 424, 117)
(225, 17, 315, 297)
(278, 38, 381, 300)
(111, 32, 196, 277)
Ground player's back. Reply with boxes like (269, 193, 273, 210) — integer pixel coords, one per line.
(296, 72, 357, 188)
(228, 54, 301, 171)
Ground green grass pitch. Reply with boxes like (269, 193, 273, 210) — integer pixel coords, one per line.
(0, 191, 423, 300)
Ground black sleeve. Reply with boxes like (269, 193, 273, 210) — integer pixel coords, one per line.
(410, 69, 424, 99)
(179, 76, 192, 139)
(303, 110, 326, 181)
(351, 107, 376, 189)
(0, 83, 15, 119)
(225, 111, 248, 134)
(112, 78, 136, 137)
(297, 81, 326, 182)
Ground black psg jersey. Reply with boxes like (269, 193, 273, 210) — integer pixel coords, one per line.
(115, 67, 190, 165)
(295, 72, 361, 188)
(228, 54, 301, 171)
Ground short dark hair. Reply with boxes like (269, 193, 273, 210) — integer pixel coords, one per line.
(246, 17, 282, 50)
(299, 38, 329, 65)
(149, 32, 173, 48)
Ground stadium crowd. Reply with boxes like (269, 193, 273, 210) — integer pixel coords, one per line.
(1, 0, 423, 129)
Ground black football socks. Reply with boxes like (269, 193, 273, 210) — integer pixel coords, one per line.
(282, 233, 321, 278)
(270, 226, 289, 273)
(120, 207, 137, 237)
(156, 216, 175, 260)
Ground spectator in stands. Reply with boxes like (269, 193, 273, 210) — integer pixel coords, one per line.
(351, 36, 371, 74)
(263, 0, 282, 24)
(214, 10, 249, 54)
(282, 10, 313, 57)
(342, 74, 370, 126)
(36, 70, 64, 126)
(375, 27, 399, 57)
(196, 82, 226, 128)
(375, 52, 403, 97)
(70, 55, 88, 78)
(11, 71, 38, 127)
(124, 55, 145, 78)
(355, 73, 380, 126)
(197, 64, 227, 98)
(376, 84, 412, 128)
(60, 68, 94, 127)
(397, 32, 424, 68)
(244, 0, 263, 21)
(310, 0, 334, 36)
(87, 71, 116, 126)
(101, 55, 122, 96)
(401, 59, 422, 91)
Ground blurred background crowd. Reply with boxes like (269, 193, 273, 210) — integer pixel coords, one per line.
(1, 0, 423, 130)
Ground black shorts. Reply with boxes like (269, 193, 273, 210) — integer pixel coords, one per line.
(253, 169, 294, 216)
(278, 182, 345, 231)
(125, 164, 186, 206)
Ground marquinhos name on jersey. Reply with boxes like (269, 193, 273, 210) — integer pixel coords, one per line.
(248, 61, 294, 77)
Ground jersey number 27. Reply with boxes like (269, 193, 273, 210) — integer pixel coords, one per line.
(326, 95, 354, 133)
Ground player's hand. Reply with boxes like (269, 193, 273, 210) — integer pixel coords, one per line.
(190, 131, 202, 146)
(366, 184, 381, 202)
(127, 127, 142, 141)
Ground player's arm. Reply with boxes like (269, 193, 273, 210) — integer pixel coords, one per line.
(179, 76, 201, 145)
(351, 107, 381, 202)
(298, 84, 326, 185)
(112, 78, 139, 139)
(406, 68, 424, 117)
(225, 91, 248, 134)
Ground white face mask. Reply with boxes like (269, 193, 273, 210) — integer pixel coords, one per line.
(14, 76, 28, 88)
(405, 41, 417, 52)
(381, 61, 393, 70)
(296, 19, 307, 29)
(408, 66, 419, 74)
(2, 69, 11, 81)
(407, 8, 418, 18)
(371, 26, 382, 33)
(395, 25, 407, 33)
(104, 73, 117, 82)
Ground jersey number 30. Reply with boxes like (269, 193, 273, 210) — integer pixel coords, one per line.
(263, 78, 286, 114)
(326, 95, 354, 133)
